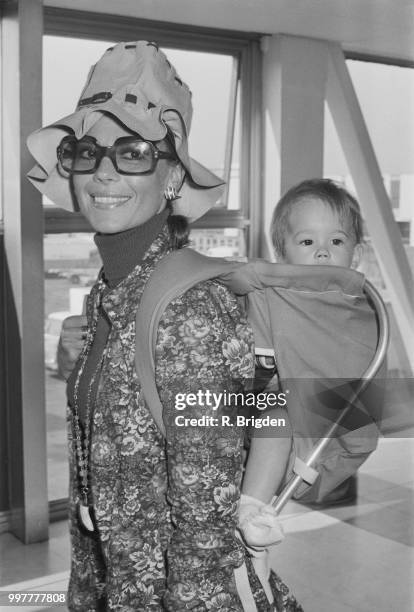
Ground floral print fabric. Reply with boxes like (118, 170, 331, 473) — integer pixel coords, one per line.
(156, 280, 253, 610)
(67, 226, 302, 611)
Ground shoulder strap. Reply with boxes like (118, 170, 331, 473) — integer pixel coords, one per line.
(135, 248, 239, 436)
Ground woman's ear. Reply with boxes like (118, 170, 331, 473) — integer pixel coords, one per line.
(158, 164, 186, 214)
(167, 162, 186, 194)
(351, 243, 364, 269)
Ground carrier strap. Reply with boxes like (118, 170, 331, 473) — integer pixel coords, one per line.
(135, 249, 240, 436)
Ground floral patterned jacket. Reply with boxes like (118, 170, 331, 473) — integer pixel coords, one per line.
(67, 226, 302, 612)
(68, 226, 255, 611)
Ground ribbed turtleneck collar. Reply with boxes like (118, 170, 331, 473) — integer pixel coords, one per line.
(94, 209, 169, 288)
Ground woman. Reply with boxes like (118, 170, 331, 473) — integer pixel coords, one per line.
(28, 42, 301, 611)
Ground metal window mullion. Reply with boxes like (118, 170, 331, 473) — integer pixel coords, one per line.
(43, 7, 260, 54)
(248, 40, 263, 258)
(44, 207, 247, 233)
(240, 40, 262, 257)
(2, 0, 48, 543)
(221, 56, 239, 208)
(44, 208, 93, 234)
(344, 50, 414, 69)
(192, 210, 248, 229)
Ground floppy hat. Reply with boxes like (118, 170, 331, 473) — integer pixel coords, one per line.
(27, 41, 224, 221)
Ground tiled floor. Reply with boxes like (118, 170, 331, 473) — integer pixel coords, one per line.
(270, 437, 414, 611)
(0, 438, 413, 611)
(0, 522, 70, 611)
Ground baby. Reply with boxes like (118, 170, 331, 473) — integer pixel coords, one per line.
(239, 179, 364, 584)
(270, 178, 363, 268)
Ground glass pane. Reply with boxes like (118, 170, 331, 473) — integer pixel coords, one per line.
(189, 228, 246, 258)
(324, 62, 414, 378)
(44, 233, 101, 500)
(43, 37, 113, 125)
(165, 49, 237, 185)
(42, 36, 241, 210)
(345, 61, 414, 248)
(346, 61, 414, 179)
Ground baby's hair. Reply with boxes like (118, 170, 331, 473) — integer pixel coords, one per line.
(271, 178, 363, 257)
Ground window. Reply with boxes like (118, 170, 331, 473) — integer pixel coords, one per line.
(190, 228, 245, 257)
(42, 15, 261, 502)
(44, 233, 101, 499)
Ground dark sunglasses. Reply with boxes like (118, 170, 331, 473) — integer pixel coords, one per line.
(57, 135, 175, 175)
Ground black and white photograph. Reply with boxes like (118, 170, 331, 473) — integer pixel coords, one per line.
(0, 1, 413, 611)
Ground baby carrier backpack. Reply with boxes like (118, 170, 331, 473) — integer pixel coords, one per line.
(135, 248, 383, 504)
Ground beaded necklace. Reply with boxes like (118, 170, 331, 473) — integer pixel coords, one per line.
(71, 278, 106, 533)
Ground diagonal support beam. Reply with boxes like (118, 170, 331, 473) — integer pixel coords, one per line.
(326, 44, 414, 371)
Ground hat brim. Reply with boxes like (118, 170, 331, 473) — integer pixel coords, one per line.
(27, 103, 225, 222)
(173, 158, 226, 221)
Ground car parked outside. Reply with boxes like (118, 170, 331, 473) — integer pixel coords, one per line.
(44, 311, 71, 371)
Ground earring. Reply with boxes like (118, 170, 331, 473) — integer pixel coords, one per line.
(164, 185, 181, 201)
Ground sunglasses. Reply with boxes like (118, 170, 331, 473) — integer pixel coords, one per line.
(57, 135, 175, 175)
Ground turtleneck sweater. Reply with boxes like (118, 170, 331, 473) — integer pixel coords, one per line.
(95, 209, 169, 288)
(67, 209, 169, 422)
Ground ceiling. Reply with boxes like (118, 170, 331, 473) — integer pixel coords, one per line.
(46, 0, 414, 63)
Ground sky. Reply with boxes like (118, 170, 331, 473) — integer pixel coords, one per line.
(43, 36, 414, 178)
(325, 60, 414, 176)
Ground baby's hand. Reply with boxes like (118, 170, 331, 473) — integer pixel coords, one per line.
(57, 315, 87, 380)
(238, 493, 284, 553)
(238, 494, 283, 605)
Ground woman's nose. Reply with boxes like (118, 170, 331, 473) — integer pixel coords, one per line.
(93, 155, 120, 182)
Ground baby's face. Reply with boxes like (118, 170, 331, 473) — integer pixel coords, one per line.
(282, 198, 360, 267)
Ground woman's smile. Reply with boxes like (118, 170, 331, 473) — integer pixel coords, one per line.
(90, 193, 133, 209)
